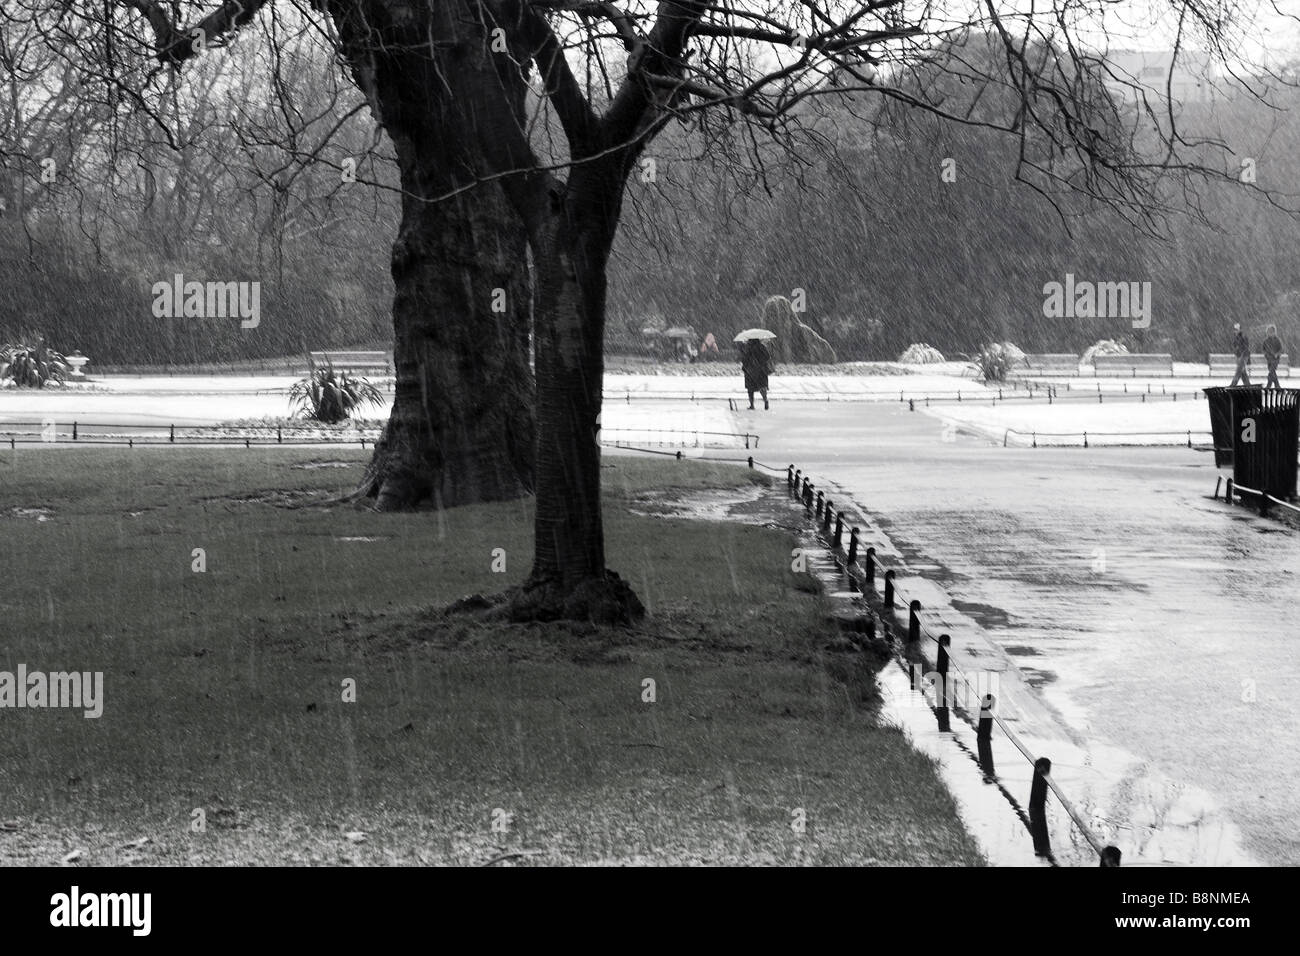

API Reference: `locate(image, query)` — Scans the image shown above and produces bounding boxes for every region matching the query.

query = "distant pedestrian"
[740,339,773,410]
[1263,324,1284,389]
[1230,323,1252,386]
[699,332,720,361]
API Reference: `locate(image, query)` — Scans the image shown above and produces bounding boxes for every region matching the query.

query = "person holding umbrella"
[735,328,776,410]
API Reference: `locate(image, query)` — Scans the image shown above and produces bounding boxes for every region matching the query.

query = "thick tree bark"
[357,180,534,510]
[507,165,643,624]
[327,0,537,510]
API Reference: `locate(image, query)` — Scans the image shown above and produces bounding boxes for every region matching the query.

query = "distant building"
[1105,50,1216,106]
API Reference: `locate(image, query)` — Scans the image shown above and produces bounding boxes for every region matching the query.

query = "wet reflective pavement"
[719,400,1292,865]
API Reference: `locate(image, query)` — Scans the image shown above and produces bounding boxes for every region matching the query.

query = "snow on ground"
[0,368,1278,448]
[601,400,751,450]
[923,395,1213,447]
[1018,371,1293,393]
[606,370,989,401]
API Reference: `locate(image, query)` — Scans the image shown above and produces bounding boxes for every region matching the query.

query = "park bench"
[1012,353,1080,376]
[1092,353,1174,376]
[306,350,392,377]
[1207,353,1290,378]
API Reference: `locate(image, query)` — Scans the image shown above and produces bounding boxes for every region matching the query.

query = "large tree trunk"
[507,172,643,624]
[329,0,537,510]
[357,178,534,510]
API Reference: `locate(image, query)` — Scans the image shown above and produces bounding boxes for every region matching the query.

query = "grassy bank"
[0,448,981,865]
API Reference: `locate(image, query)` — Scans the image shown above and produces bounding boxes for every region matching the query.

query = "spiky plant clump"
[971,341,1024,382]
[289,365,384,424]
[0,343,69,388]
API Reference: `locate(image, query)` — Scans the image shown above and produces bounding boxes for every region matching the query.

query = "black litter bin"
[1203,386,1300,500]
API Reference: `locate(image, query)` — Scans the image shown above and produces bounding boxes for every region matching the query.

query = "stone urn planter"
[65,353,89,379]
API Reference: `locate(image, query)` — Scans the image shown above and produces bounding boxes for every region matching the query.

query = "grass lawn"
[0,448,982,865]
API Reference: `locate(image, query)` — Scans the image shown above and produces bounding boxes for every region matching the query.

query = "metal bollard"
[1029,757,1052,857]
[977,694,995,776]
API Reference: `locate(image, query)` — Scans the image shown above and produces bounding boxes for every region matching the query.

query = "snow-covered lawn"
[606,370,990,401]
[2,367,1281,448]
[923,395,1214,446]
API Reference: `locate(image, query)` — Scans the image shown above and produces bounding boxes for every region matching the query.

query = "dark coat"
[740,341,773,391]
[1264,334,1284,362]
[1234,332,1250,361]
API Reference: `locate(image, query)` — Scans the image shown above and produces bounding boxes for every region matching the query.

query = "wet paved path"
[726,400,1297,865]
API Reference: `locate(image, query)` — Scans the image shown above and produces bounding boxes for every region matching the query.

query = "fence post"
[907,600,921,642]
[1226,478,1234,504]
[822,500,833,533]
[934,632,951,731]
[278,426,283,445]
[803,483,813,510]
[848,527,859,565]
[883,569,895,609]
[1029,757,1052,856]
[169,424,174,443]
[1100,846,1123,867]
[977,694,996,776]
[815,491,824,520]
[833,512,843,548]
[865,547,876,588]
[73,422,78,441]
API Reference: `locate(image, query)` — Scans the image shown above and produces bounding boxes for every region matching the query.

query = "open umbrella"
[734,328,777,343]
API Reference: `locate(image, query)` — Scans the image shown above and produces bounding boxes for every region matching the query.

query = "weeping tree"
[34,0,1294,622]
